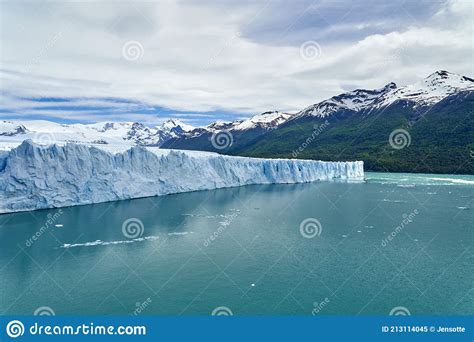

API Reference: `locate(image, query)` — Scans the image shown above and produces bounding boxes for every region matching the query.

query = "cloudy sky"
[0,0,472,126]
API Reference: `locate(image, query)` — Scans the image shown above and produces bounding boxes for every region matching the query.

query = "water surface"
[0,172,472,315]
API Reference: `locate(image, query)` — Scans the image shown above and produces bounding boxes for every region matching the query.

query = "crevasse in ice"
[0,140,364,213]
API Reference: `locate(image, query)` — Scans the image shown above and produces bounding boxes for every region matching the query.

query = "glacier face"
[0,140,364,213]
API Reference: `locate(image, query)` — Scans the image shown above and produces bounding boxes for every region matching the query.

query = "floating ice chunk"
[60,236,159,248]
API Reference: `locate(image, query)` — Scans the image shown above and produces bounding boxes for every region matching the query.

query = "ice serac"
[0,140,364,213]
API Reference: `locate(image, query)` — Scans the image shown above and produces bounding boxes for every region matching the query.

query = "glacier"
[0,140,364,214]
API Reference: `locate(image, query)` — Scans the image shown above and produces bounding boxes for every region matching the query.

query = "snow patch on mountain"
[181,111,294,140]
[298,71,473,118]
[161,119,194,134]
[206,120,244,132]
[298,83,397,117]
[377,70,474,108]
[0,119,195,148]
[233,111,293,130]
[0,121,28,136]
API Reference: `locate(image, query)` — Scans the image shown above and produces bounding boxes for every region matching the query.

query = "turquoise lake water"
[0,172,472,316]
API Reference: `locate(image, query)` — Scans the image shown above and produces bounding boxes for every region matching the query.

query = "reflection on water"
[0,174,472,315]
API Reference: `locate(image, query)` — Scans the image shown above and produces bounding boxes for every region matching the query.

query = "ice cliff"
[0,140,364,213]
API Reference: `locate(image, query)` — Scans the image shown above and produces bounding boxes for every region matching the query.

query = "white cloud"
[0,0,472,124]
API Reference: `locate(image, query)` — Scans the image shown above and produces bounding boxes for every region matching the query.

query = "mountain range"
[163,70,474,174]
[1,70,473,173]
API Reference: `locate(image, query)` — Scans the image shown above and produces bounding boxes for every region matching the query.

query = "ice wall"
[0,140,364,213]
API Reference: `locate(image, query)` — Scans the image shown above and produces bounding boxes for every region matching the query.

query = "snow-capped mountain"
[161,119,194,135]
[181,111,293,139]
[206,120,244,132]
[297,83,398,118]
[159,111,293,148]
[377,70,474,108]
[0,119,195,149]
[160,111,295,149]
[200,111,292,133]
[232,111,293,130]
[0,122,28,136]
[297,70,474,118]
[1,71,472,152]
